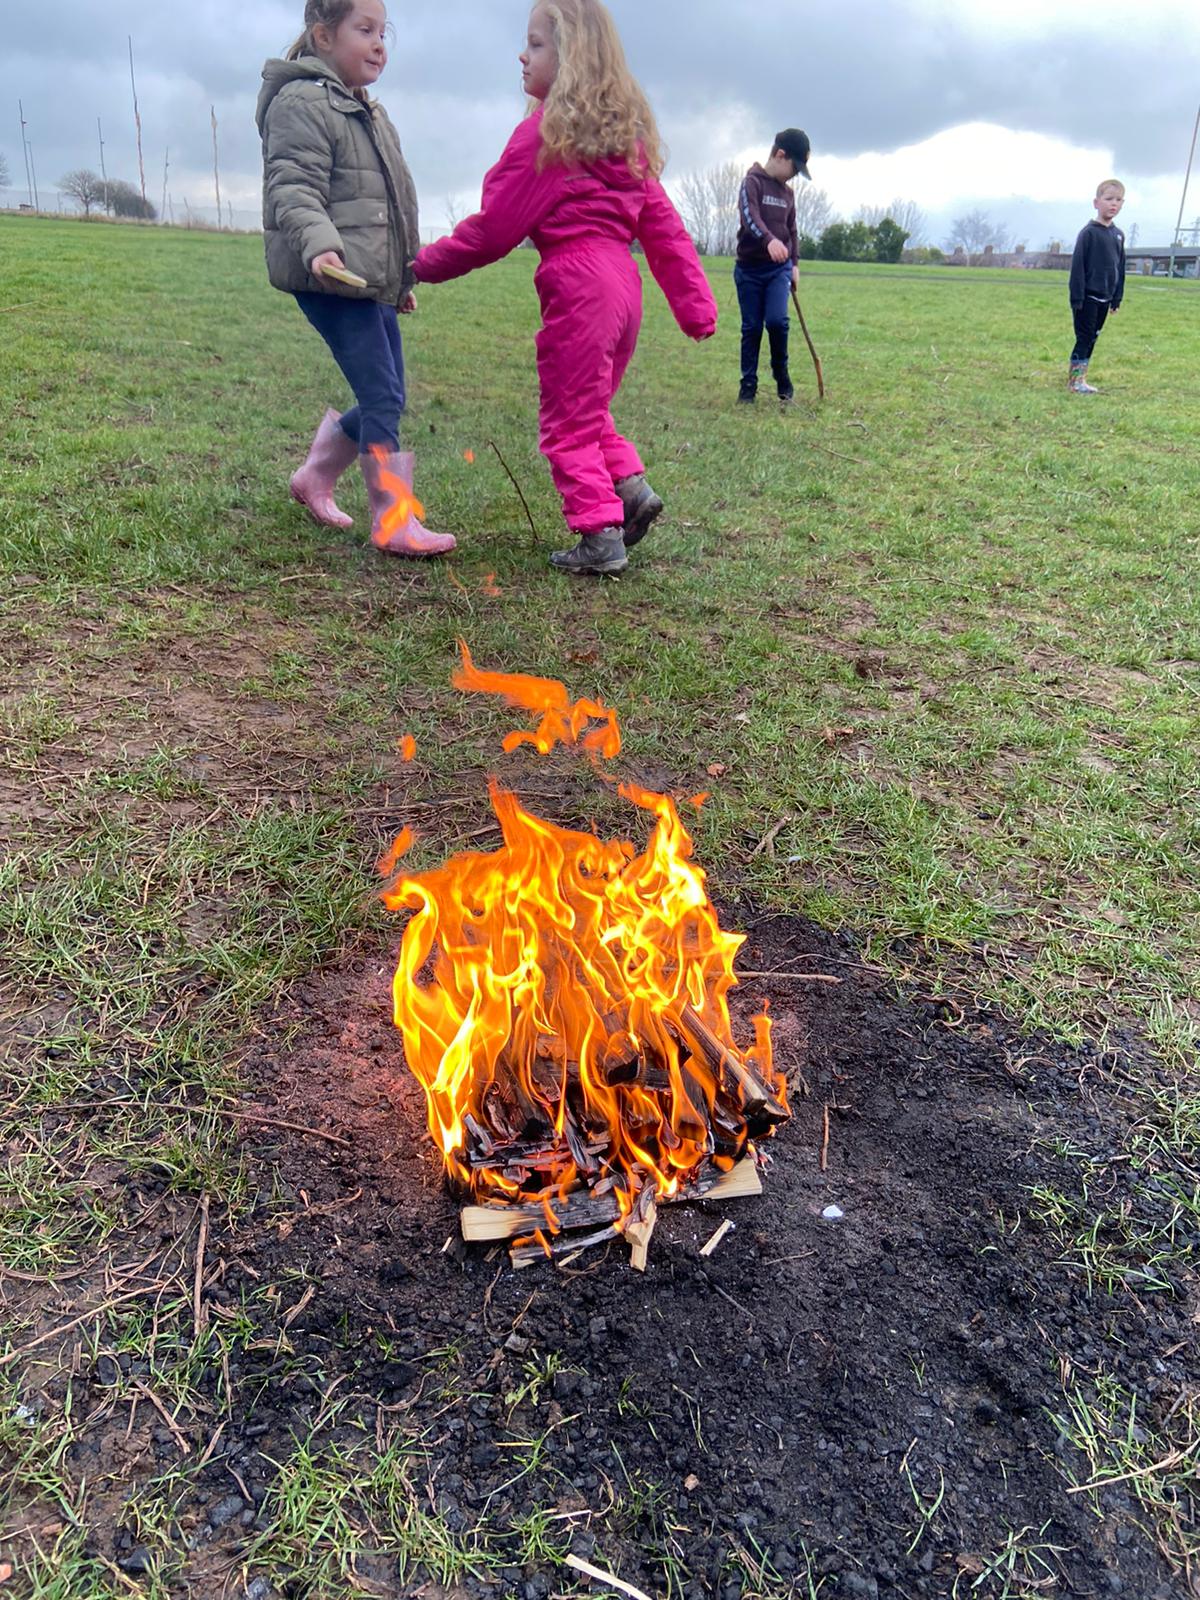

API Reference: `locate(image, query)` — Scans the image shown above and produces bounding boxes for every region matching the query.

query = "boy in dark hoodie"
[1068,179,1126,394]
[734,129,811,404]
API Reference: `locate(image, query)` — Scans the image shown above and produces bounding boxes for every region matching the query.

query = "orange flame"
[377,825,415,879]
[452,641,620,761]
[368,444,424,538]
[382,655,786,1222]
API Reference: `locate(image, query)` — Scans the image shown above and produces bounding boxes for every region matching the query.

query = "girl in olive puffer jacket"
[257,0,454,556]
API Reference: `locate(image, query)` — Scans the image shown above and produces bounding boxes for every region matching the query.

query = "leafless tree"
[59,168,106,216]
[444,193,470,230]
[856,197,927,246]
[706,160,743,256]
[944,208,1011,263]
[0,153,9,191]
[794,185,837,240]
[678,168,716,254]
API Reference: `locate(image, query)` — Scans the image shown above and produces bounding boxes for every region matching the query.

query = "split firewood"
[677,1005,788,1124]
[699,1219,733,1258]
[624,1186,658,1273]
[510,1224,619,1270]
[461,1189,623,1243]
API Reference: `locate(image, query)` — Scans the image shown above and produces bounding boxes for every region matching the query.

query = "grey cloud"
[1,1,1195,225]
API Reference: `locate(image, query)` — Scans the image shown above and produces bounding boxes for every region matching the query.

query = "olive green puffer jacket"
[256,55,419,304]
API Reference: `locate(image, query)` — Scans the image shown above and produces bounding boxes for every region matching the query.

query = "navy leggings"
[294,293,405,452]
[1071,298,1110,364]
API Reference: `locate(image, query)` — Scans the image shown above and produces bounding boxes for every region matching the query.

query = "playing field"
[2,216,1197,1597]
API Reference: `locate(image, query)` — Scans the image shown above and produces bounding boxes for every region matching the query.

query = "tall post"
[128,35,147,205]
[18,100,32,207]
[97,117,109,212]
[211,106,222,230]
[1170,100,1200,282]
[161,147,170,226]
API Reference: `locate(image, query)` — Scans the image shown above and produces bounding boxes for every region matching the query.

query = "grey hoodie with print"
[256,55,419,303]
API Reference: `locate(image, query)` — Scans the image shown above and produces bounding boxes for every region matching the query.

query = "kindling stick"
[790,283,825,401]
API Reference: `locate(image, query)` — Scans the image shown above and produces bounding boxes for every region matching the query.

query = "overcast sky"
[3,0,1198,246]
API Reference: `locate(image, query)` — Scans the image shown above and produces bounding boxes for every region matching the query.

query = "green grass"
[2,213,1199,1595]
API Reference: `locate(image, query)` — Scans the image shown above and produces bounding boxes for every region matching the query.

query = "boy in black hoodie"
[1068,180,1126,394]
[734,129,811,403]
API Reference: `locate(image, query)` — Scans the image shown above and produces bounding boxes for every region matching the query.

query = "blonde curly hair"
[535,0,664,178]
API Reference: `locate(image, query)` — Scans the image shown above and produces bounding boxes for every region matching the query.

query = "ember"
[381,649,790,1267]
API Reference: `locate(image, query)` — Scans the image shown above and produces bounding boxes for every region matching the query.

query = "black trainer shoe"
[549,527,629,576]
[615,473,664,548]
[737,387,757,405]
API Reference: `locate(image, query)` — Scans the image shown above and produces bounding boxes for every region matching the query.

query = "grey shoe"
[614,473,664,548]
[549,527,629,576]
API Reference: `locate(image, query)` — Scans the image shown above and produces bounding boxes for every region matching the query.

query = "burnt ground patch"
[40,914,1195,1599]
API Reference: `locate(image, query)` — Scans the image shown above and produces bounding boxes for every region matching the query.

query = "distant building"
[940,243,1072,270]
[1125,244,1200,279]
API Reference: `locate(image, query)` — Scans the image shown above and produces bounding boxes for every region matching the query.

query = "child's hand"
[310,250,348,280]
[768,238,790,264]
[399,291,418,315]
[1109,305,1119,316]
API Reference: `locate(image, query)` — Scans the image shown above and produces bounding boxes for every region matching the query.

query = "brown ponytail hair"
[285,0,358,60]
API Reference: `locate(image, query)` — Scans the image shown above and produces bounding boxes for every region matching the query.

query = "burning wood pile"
[380,648,790,1270]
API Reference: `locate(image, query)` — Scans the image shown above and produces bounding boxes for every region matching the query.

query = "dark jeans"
[734,262,793,394]
[1071,298,1110,363]
[294,293,405,452]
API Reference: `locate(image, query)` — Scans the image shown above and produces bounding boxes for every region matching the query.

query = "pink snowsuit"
[412,110,717,533]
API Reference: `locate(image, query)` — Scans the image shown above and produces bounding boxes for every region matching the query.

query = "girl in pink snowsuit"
[411,0,717,577]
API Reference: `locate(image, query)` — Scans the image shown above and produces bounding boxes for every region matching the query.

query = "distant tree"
[107,179,157,221]
[944,208,1011,263]
[856,198,927,246]
[872,218,909,263]
[705,160,743,256]
[444,193,469,230]
[0,152,9,190]
[59,168,106,217]
[797,233,819,260]
[905,245,945,265]
[794,184,837,240]
[818,220,875,262]
[678,168,716,254]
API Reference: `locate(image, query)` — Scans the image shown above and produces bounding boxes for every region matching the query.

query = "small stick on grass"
[192,1194,210,1340]
[487,439,539,548]
[565,1554,653,1600]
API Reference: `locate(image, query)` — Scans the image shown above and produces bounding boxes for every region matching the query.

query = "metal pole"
[129,36,147,205]
[1170,100,1200,281]
[18,100,32,206]
[211,106,222,230]
[97,117,109,212]
[161,147,169,225]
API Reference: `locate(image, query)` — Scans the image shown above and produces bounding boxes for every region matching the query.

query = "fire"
[381,653,788,1243]
[368,444,424,538]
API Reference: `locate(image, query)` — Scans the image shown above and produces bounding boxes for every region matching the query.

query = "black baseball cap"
[774,128,811,180]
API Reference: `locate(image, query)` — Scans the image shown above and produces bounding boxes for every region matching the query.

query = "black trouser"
[1071,298,1110,363]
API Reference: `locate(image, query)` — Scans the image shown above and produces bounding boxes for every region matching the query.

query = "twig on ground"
[0,1284,180,1368]
[735,970,842,985]
[565,1553,653,1600]
[751,813,794,858]
[132,1380,191,1455]
[487,439,539,548]
[192,1194,210,1340]
[821,1105,831,1172]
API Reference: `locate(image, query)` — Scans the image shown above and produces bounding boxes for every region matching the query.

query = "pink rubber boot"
[290,409,358,529]
[362,448,457,557]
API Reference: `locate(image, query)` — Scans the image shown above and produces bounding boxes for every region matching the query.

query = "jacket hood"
[256,55,360,133]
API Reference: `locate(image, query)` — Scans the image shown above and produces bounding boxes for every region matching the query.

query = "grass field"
[1,215,1198,1597]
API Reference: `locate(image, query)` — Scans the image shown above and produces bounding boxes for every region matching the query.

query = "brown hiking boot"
[549,527,629,576]
[614,473,664,548]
